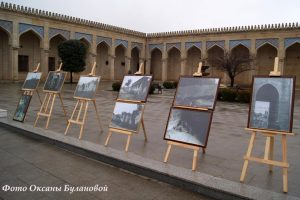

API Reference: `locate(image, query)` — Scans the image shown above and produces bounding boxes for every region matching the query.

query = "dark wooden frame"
[109,101,145,133]
[73,75,101,100]
[117,75,153,103]
[13,94,32,122]
[173,76,221,111]
[247,75,296,133]
[22,72,42,91]
[163,107,214,148]
[43,71,67,93]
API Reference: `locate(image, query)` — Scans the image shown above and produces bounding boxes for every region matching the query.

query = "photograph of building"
[22,72,42,90]
[118,75,152,101]
[74,76,100,99]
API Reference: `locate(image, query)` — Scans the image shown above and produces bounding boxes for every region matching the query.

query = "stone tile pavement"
[0,127,211,200]
[0,81,299,197]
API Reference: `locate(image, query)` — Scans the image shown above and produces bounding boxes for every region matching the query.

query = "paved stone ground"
[0,127,212,200]
[0,81,299,197]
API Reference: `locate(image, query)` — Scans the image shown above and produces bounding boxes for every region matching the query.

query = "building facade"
[0,2,299,87]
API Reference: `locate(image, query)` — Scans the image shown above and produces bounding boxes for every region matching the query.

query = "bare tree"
[208,51,254,87]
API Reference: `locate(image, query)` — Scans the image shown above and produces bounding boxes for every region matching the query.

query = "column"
[125,43,131,74]
[249,38,257,78]
[11,20,19,80]
[41,23,49,78]
[278,37,285,73]
[89,34,97,73]
[180,45,187,76]
[109,39,115,80]
[162,43,167,81]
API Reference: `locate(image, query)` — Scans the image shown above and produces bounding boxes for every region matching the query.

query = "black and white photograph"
[248,76,295,132]
[74,76,101,99]
[118,75,152,102]
[164,108,213,147]
[174,77,220,110]
[110,102,144,132]
[13,94,32,122]
[43,71,67,92]
[22,72,42,90]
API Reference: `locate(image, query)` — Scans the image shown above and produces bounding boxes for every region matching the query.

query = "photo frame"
[13,94,32,122]
[174,76,220,110]
[43,71,67,92]
[118,75,152,102]
[22,72,42,90]
[247,76,296,132]
[164,107,213,147]
[74,76,101,99]
[109,102,144,132]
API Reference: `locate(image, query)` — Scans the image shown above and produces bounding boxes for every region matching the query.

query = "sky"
[3,0,300,33]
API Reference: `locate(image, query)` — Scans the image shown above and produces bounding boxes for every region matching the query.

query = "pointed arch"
[285,42,300,87]
[96,41,110,79]
[0,27,10,80]
[150,48,162,81]
[167,47,181,80]
[256,43,277,75]
[186,46,201,75]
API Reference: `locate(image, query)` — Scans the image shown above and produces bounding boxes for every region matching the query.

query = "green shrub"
[163,81,177,89]
[236,91,251,103]
[218,88,237,102]
[112,82,121,91]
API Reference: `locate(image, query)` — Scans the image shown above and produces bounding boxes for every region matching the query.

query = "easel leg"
[164,144,172,163]
[92,100,103,133]
[79,101,89,139]
[36,90,42,105]
[65,100,79,135]
[58,94,68,124]
[240,131,256,182]
[269,136,274,172]
[34,93,49,127]
[141,118,147,141]
[282,135,288,193]
[202,148,206,154]
[104,130,112,146]
[125,134,132,152]
[192,149,199,171]
[45,94,56,129]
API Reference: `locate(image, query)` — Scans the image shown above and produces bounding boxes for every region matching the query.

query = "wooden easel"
[104,62,148,152]
[22,63,42,104]
[163,62,208,171]
[64,62,103,139]
[34,63,68,129]
[240,57,294,193]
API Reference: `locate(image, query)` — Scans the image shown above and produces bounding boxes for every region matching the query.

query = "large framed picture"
[22,72,42,90]
[248,76,296,132]
[118,75,152,102]
[43,71,67,92]
[109,102,144,132]
[74,76,101,99]
[164,107,213,147]
[13,94,32,122]
[174,76,220,110]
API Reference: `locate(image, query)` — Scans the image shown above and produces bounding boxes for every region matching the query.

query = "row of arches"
[0,27,300,86]
[0,27,142,81]
[150,43,300,86]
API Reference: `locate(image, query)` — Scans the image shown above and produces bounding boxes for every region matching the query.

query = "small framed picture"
[248,76,296,132]
[43,71,67,92]
[13,94,32,122]
[109,102,144,132]
[174,76,220,110]
[118,75,152,102]
[164,107,213,147]
[22,72,42,90]
[74,76,101,99]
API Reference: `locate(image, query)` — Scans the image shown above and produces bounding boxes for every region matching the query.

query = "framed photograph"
[118,75,152,102]
[174,76,220,110]
[74,76,101,99]
[164,107,213,147]
[109,102,144,132]
[22,72,42,90]
[248,76,296,132]
[43,71,67,92]
[13,94,32,122]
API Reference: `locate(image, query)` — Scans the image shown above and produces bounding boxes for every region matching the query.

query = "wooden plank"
[282,135,288,193]
[244,128,294,136]
[173,105,208,111]
[243,156,289,168]
[167,141,200,150]
[192,149,198,171]
[269,136,274,172]
[109,128,133,135]
[264,137,271,160]
[163,144,172,163]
